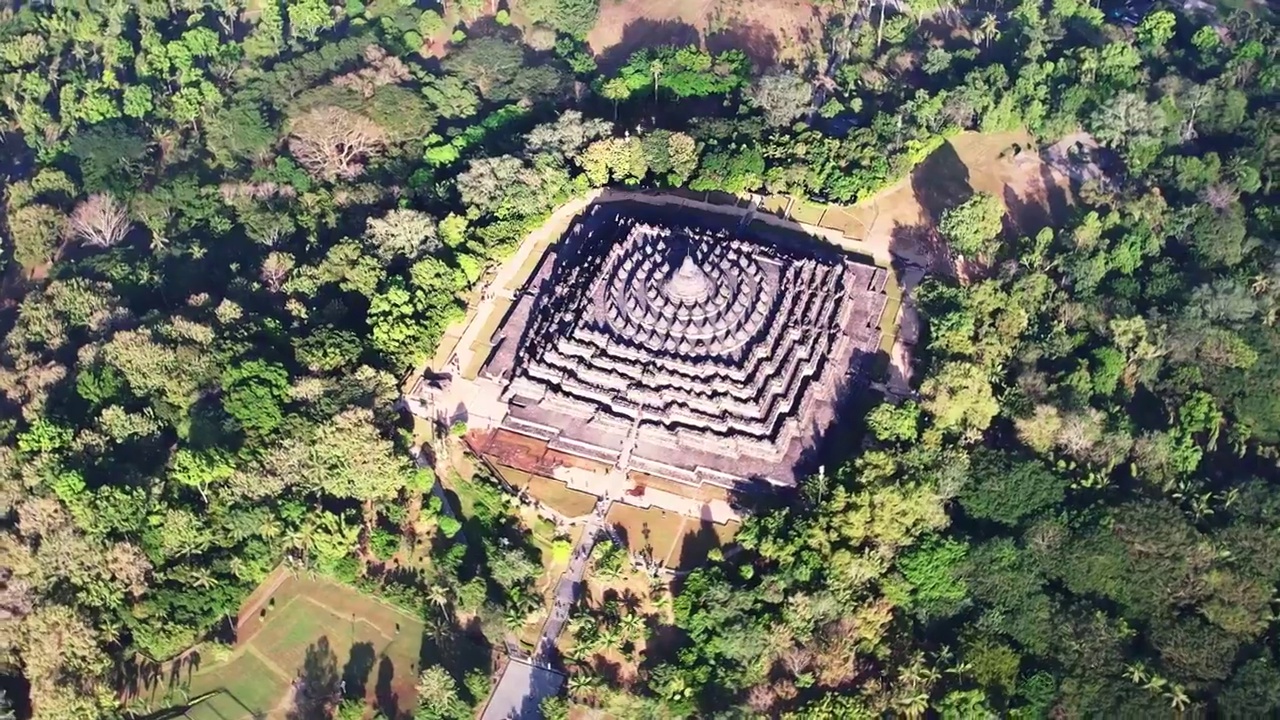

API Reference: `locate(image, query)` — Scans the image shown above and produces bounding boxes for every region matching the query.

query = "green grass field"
[156,575,426,720]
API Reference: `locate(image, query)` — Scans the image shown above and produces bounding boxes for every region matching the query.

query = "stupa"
[476,202,888,493]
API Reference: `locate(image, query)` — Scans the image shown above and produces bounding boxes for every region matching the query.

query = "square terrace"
[478,201,888,492]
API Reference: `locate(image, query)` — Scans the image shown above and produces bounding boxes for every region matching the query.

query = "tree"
[975,14,1000,48]
[938,193,1004,257]
[8,204,64,269]
[1090,92,1167,167]
[221,360,292,438]
[752,70,813,126]
[414,666,468,720]
[67,193,132,249]
[422,75,481,120]
[959,449,1067,526]
[524,0,600,39]
[261,251,296,292]
[204,102,277,169]
[920,361,999,438]
[442,38,553,102]
[892,535,970,619]
[525,111,613,163]
[866,401,922,443]
[287,106,388,181]
[262,407,412,502]
[1135,10,1177,51]
[363,209,440,261]
[287,0,336,43]
[600,77,632,119]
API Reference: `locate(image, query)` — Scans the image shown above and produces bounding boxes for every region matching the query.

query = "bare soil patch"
[837,129,1075,272]
[587,0,826,70]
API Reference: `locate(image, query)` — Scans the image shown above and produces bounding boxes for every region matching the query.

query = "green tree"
[751,70,812,126]
[1135,10,1177,51]
[524,0,600,39]
[221,360,292,437]
[959,449,1067,526]
[939,193,1005,257]
[891,535,970,619]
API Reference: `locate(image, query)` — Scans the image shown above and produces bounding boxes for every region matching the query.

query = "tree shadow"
[341,642,377,702]
[591,655,624,686]
[999,159,1073,239]
[417,615,494,703]
[595,19,702,73]
[609,521,631,552]
[888,221,947,275]
[706,22,782,71]
[909,139,973,230]
[673,517,722,572]
[287,637,340,720]
[374,655,398,720]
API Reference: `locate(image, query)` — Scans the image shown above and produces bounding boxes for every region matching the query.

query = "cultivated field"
[139,574,426,720]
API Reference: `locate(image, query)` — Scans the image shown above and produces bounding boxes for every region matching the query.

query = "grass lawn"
[184,651,282,720]
[525,474,597,517]
[666,519,742,571]
[155,575,426,720]
[605,504,687,566]
[605,504,741,571]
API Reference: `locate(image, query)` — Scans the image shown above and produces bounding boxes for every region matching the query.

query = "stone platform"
[476,201,887,493]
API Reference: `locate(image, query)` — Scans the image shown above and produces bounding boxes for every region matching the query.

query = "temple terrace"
[443,200,890,499]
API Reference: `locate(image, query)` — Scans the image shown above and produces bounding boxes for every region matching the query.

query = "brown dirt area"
[587,0,827,70]
[814,130,1075,272]
[605,503,739,569]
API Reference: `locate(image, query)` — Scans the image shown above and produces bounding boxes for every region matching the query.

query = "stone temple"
[475,202,888,494]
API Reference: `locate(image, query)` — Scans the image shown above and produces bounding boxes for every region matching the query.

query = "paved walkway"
[479,500,608,719]
[535,498,608,663]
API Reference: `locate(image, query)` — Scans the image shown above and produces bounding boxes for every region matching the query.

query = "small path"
[533,499,610,664]
[411,444,468,547]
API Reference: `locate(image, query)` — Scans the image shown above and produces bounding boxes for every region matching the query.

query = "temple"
[462,201,889,497]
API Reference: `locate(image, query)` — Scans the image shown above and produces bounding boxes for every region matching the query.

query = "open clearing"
[818,130,1076,270]
[587,0,826,69]
[752,130,1078,272]
[605,503,740,570]
[137,574,425,720]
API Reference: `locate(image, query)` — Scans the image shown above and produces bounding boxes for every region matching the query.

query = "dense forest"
[0,0,1276,718]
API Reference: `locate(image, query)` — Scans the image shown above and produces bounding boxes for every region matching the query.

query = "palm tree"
[893,691,930,719]
[503,606,528,632]
[1124,661,1150,684]
[186,567,219,590]
[619,613,646,642]
[427,584,451,619]
[567,672,602,703]
[1143,674,1169,693]
[649,60,664,102]
[977,14,1000,48]
[599,626,624,652]
[601,78,630,121]
[564,643,591,665]
[1166,684,1191,711]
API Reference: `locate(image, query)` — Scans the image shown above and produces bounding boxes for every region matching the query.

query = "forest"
[0,0,1277,718]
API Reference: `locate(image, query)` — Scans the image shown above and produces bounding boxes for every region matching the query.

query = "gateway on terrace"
[475,202,887,493]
